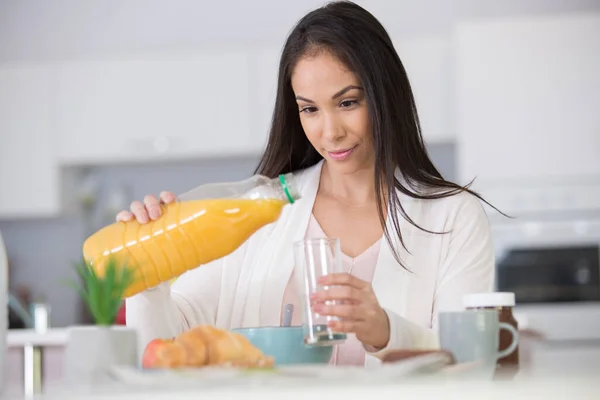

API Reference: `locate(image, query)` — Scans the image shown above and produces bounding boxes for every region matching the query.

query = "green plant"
[69,256,137,326]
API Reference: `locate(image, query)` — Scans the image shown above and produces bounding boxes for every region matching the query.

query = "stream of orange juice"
[83,198,287,297]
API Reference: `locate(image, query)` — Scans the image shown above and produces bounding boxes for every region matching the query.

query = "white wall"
[1,0,598,62]
[3,0,598,162]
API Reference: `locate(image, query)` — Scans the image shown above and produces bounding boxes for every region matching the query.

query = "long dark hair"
[254,1,500,266]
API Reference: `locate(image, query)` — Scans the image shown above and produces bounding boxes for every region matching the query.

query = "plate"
[109,353,453,387]
[109,365,250,387]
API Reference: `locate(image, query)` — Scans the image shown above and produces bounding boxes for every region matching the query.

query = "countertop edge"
[7,328,68,347]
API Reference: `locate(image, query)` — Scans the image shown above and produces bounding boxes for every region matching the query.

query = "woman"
[122,1,495,367]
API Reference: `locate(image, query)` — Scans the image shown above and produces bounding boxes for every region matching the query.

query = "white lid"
[463,292,515,308]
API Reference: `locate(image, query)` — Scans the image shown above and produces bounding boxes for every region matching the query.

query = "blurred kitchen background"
[0,0,599,340]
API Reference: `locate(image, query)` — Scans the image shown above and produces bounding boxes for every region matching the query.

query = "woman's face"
[291,50,374,174]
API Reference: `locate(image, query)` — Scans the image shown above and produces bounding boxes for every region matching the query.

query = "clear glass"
[294,238,347,346]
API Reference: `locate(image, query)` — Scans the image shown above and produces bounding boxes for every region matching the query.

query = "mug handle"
[496,322,519,359]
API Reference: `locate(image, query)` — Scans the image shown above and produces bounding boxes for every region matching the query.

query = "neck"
[319,161,378,206]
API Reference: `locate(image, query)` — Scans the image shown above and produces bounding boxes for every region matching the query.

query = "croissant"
[142,325,274,369]
[174,328,208,367]
[191,325,273,368]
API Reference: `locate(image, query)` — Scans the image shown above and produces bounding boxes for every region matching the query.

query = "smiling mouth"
[327,145,357,161]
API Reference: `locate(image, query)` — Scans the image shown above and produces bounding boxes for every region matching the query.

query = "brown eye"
[300,106,318,114]
[340,100,357,108]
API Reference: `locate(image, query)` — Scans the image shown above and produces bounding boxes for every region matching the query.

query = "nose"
[322,112,346,143]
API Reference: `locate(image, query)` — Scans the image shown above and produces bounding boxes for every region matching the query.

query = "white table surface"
[3,339,599,400]
[17,373,600,400]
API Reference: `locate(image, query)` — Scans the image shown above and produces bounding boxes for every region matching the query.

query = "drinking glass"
[293,238,347,346]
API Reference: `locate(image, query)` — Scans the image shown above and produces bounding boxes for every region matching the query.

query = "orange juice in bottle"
[82,174,299,297]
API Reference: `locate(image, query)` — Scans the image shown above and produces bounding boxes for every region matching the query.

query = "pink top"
[281,214,382,366]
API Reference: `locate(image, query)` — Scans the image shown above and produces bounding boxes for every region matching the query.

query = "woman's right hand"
[116,191,178,223]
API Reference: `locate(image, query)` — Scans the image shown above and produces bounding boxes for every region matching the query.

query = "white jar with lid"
[0,230,7,395]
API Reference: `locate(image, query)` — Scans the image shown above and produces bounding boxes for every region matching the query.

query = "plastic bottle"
[83,173,300,298]
[0,230,8,395]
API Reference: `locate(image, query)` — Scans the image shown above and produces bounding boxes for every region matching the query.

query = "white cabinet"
[455,13,600,187]
[0,65,60,219]
[55,52,252,164]
[247,47,281,153]
[394,36,454,144]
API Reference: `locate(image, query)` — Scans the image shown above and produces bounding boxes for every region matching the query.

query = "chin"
[325,158,373,175]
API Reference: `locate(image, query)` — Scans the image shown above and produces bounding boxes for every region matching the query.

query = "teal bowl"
[232,326,333,366]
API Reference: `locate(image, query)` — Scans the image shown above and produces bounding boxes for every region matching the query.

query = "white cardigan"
[126,160,494,367]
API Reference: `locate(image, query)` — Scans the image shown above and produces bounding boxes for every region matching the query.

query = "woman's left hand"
[311,273,390,350]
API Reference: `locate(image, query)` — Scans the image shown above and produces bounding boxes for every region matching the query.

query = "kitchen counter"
[29,378,600,400]
[3,339,599,400]
[9,372,600,400]
[6,328,68,347]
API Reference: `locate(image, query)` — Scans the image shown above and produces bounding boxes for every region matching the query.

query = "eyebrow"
[295,85,363,104]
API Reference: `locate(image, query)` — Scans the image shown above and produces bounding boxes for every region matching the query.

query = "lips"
[328,146,356,161]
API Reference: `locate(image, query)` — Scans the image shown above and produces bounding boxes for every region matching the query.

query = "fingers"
[159,191,177,204]
[115,190,176,224]
[116,210,133,222]
[327,320,360,333]
[311,274,390,349]
[313,303,365,320]
[318,273,369,289]
[311,286,363,303]
[130,200,150,224]
[144,194,162,220]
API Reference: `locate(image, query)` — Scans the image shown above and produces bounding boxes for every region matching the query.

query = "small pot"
[63,325,137,385]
